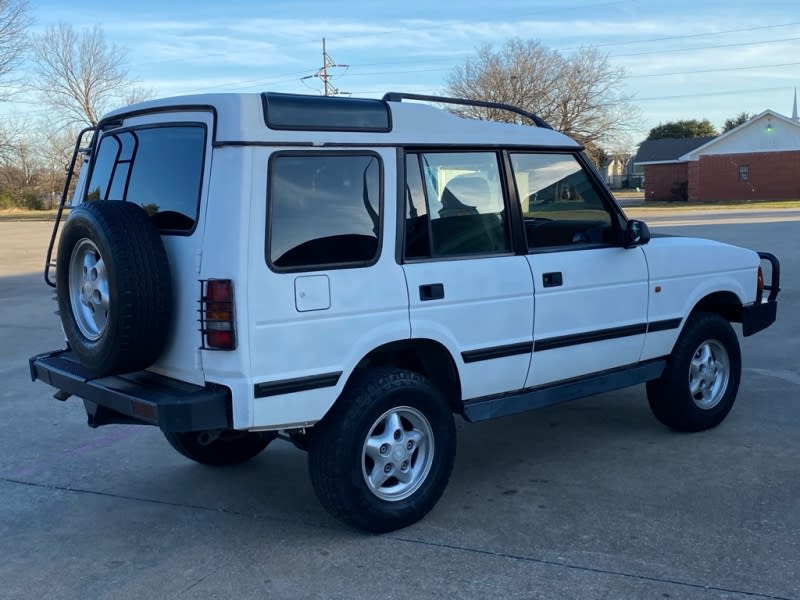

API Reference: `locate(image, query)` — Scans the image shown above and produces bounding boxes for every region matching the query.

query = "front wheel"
[647,312,741,432]
[308,368,456,533]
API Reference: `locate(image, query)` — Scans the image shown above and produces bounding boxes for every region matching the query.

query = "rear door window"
[85,125,207,233]
[403,151,510,258]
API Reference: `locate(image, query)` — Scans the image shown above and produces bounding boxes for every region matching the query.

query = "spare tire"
[56,201,172,377]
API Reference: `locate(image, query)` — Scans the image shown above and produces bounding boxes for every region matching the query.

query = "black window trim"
[92,132,123,202]
[84,121,209,237]
[101,130,140,203]
[398,147,517,263]
[506,148,627,254]
[265,149,385,274]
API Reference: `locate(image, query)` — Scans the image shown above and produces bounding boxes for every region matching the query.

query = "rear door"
[82,111,214,385]
[508,152,649,388]
[401,150,534,400]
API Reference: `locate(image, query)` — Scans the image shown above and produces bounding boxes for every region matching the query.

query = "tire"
[164,430,276,466]
[646,312,741,432]
[56,201,172,377]
[308,368,456,533]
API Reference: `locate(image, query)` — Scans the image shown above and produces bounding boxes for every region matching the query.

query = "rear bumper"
[29,349,232,432]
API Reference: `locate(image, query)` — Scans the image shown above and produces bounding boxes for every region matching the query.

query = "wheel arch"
[347,339,463,413]
[689,290,744,324]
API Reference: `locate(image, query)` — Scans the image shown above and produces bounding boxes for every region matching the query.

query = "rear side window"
[268,153,382,271]
[85,125,206,233]
[404,151,510,258]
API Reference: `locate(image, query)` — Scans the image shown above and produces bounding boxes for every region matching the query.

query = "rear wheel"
[308,368,456,533]
[164,430,276,466]
[647,312,741,432]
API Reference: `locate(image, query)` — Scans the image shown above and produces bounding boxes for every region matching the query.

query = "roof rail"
[382,92,552,129]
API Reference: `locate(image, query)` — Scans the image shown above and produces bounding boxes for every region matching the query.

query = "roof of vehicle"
[103,92,582,149]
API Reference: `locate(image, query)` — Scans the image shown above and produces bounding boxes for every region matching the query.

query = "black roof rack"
[382,92,552,129]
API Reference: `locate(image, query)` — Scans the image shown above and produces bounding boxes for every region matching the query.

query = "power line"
[124,19,800,76]
[612,34,800,58]
[586,20,800,50]
[627,61,800,79]
[635,85,791,102]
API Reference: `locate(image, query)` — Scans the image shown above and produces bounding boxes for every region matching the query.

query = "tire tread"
[647,311,741,432]
[308,368,456,533]
[56,201,172,376]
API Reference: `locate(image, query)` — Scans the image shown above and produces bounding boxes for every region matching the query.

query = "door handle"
[419,283,445,301]
[542,272,563,287]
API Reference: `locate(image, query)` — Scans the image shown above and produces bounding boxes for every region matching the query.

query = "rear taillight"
[200,279,236,350]
[756,266,765,302]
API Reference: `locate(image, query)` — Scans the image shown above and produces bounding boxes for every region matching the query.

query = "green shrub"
[671,181,688,201]
[0,192,13,209]
[23,193,45,210]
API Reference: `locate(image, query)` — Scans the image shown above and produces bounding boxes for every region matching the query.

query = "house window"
[739,165,749,182]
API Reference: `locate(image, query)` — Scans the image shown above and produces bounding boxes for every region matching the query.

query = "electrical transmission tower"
[301,38,349,96]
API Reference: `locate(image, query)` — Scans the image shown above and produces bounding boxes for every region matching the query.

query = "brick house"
[635,105,800,202]
[633,137,714,201]
[681,110,800,201]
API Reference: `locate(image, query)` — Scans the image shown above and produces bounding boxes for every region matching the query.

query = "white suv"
[30,92,780,532]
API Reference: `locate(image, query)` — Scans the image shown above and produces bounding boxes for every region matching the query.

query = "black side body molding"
[254,372,342,398]
[462,319,682,364]
[647,318,683,333]
[534,324,648,352]
[462,359,666,422]
[462,342,533,364]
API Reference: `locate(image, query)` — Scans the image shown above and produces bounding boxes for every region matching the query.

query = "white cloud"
[11,3,800,141]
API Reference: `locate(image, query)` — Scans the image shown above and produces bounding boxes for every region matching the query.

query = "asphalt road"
[1,212,798,600]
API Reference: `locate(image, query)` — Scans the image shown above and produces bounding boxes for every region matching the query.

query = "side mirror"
[625,219,650,248]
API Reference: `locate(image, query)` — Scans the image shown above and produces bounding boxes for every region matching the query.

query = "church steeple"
[793,87,798,121]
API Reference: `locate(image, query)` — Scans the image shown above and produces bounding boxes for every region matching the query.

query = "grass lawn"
[0,209,59,222]
[615,198,800,210]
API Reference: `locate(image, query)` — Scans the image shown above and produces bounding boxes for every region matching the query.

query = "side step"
[462,359,666,422]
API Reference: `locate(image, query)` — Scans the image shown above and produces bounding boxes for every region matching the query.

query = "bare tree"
[0,116,52,206]
[0,0,30,98]
[446,39,638,151]
[32,23,145,126]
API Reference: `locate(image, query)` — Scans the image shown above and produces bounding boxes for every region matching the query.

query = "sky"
[8,0,800,149]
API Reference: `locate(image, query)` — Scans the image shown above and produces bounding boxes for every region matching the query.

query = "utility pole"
[301,38,349,96]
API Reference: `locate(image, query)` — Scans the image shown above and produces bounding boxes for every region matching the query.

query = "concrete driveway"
[1,212,798,600]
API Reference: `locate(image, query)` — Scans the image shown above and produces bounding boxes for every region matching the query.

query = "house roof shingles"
[634,137,716,164]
